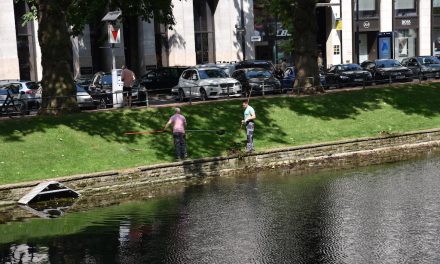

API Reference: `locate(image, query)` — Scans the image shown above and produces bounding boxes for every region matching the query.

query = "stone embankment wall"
[1,128,440,205]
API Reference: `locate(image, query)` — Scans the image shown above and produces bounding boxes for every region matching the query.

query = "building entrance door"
[359,32,378,63]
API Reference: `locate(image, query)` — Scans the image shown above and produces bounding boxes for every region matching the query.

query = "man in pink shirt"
[121,65,135,107]
[164,108,187,160]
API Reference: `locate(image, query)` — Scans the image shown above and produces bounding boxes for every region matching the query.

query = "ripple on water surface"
[1,156,440,263]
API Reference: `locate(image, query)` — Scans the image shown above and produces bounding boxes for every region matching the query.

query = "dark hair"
[242,100,248,104]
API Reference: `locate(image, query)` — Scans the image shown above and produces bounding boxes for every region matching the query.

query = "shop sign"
[251,36,262,42]
[401,19,411,26]
[395,18,418,29]
[335,20,342,31]
[363,21,370,29]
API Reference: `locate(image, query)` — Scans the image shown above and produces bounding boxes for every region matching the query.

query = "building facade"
[324,0,439,67]
[0,0,255,80]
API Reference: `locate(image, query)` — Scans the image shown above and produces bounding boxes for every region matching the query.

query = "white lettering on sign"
[401,20,411,26]
[363,21,370,29]
[276,30,291,37]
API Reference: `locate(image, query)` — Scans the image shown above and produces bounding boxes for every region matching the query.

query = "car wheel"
[178,89,185,102]
[200,88,208,101]
[97,98,107,109]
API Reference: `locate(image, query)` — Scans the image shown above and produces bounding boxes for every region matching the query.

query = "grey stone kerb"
[1,128,440,205]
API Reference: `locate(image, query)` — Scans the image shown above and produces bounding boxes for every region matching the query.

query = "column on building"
[216,0,254,62]
[380,0,393,32]
[72,25,93,79]
[433,1,440,56]
[32,21,42,81]
[0,1,22,79]
[325,0,343,67]
[418,0,431,56]
[393,0,419,61]
[341,0,353,63]
[168,0,196,66]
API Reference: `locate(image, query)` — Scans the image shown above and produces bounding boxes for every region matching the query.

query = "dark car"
[87,72,146,108]
[235,60,275,72]
[323,64,373,88]
[281,67,296,90]
[401,56,440,79]
[361,59,413,83]
[281,66,327,91]
[232,68,281,95]
[139,67,188,93]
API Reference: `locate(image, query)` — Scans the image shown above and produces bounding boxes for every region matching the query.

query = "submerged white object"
[18,181,80,205]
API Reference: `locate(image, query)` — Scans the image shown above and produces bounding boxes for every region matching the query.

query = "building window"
[434,29,440,56]
[193,0,216,64]
[434,0,440,15]
[394,29,417,61]
[333,45,340,55]
[355,0,379,18]
[394,0,417,17]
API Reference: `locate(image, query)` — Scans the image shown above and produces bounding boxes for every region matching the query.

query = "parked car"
[214,62,237,76]
[0,80,41,109]
[139,67,188,93]
[281,67,296,89]
[232,68,281,95]
[172,67,242,101]
[75,77,92,90]
[361,59,413,83]
[323,64,373,88]
[0,84,26,114]
[401,56,440,79]
[235,60,275,72]
[87,71,146,108]
[281,66,327,91]
[76,84,95,109]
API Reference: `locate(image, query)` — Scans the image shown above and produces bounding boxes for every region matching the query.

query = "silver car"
[173,67,242,101]
[76,84,95,109]
[0,80,41,109]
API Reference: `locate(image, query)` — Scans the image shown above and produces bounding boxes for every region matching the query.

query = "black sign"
[394,18,419,29]
[359,19,379,32]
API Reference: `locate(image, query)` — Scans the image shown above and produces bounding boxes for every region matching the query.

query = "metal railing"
[2,74,439,117]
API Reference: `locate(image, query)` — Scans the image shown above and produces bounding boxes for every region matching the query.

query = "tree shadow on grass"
[0,84,439,162]
[263,84,440,120]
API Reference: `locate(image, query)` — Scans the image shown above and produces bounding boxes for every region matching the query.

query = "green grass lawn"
[1,83,440,185]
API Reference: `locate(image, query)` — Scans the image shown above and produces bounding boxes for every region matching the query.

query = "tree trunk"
[293,0,322,93]
[37,0,78,115]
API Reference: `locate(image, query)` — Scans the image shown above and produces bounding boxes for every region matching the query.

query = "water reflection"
[1,156,440,263]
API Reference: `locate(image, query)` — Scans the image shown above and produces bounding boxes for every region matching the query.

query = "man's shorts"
[123,86,132,95]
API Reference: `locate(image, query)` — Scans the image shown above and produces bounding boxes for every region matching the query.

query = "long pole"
[111,43,116,70]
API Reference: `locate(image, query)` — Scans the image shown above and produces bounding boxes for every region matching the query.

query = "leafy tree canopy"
[21,0,177,36]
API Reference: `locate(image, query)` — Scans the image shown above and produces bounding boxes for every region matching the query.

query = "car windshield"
[341,64,362,71]
[76,85,88,93]
[102,75,112,84]
[198,69,228,79]
[376,60,402,68]
[417,56,440,65]
[246,70,272,78]
[25,82,40,90]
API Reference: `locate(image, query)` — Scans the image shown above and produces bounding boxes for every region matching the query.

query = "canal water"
[1,155,440,263]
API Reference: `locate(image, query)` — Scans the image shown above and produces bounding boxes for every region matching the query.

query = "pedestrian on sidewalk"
[164,108,187,160]
[121,65,136,107]
[241,100,256,153]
